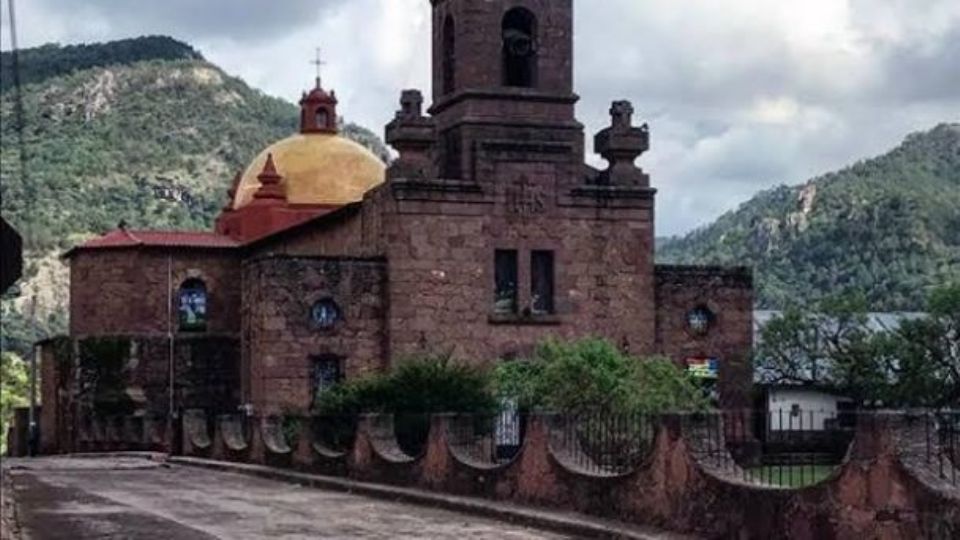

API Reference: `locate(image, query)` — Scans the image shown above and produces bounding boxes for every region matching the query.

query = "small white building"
[753,310,925,433]
[763,385,854,431]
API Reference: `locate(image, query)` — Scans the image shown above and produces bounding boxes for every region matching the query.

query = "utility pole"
[28,295,38,456]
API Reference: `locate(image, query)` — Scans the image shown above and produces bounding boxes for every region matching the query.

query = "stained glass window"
[312,356,343,402]
[686,306,714,336]
[311,298,342,330]
[178,279,207,332]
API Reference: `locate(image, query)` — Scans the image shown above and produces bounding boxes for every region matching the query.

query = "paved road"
[4,457,569,539]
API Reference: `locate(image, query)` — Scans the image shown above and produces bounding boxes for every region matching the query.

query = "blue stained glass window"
[686,306,714,336]
[311,298,342,330]
[178,279,207,332]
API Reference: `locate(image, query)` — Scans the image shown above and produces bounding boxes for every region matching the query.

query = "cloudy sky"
[2,0,958,236]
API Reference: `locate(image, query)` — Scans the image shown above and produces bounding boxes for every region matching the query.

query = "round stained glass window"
[686,306,714,336]
[311,299,342,330]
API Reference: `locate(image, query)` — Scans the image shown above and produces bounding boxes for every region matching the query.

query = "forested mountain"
[658,124,960,311]
[0,36,389,359]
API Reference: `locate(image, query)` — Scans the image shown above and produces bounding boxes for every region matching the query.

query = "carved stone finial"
[611,100,634,129]
[592,100,650,187]
[399,90,424,119]
[253,153,286,201]
[258,154,281,185]
[385,88,436,181]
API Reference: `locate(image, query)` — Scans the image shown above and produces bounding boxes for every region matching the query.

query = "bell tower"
[427,0,582,182]
[430,0,574,101]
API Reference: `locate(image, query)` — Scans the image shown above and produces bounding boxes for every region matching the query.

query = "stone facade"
[242,255,387,412]
[655,265,755,408]
[69,248,240,337]
[46,0,755,430]
[35,335,240,454]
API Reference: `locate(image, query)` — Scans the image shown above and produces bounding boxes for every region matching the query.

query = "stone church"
[41,0,752,448]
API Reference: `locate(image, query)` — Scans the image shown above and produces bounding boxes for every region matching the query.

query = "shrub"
[314,354,497,456]
[314,353,497,416]
[495,338,709,415]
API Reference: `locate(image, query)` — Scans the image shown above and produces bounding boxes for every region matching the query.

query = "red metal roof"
[74,229,240,251]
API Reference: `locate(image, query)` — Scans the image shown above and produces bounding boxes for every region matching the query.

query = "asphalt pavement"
[4,456,569,539]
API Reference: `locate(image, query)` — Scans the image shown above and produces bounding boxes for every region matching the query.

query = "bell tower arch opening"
[502,7,538,88]
[423,0,581,185]
[442,15,456,95]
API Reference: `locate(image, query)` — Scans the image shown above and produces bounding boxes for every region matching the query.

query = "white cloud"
[2,0,958,236]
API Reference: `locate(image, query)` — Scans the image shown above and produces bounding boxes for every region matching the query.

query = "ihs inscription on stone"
[505,175,546,220]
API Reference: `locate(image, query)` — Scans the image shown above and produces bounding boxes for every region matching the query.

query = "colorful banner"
[686,357,719,379]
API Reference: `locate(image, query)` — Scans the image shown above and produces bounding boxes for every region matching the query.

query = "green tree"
[756,285,960,408]
[1,351,30,454]
[875,284,960,408]
[495,338,708,415]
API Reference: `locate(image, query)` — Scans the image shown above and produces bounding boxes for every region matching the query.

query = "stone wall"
[242,256,388,414]
[379,188,657,365]
[655,265,754,409]
[69,248,241,337]
[169,411,960,539]
[35,335,240,454]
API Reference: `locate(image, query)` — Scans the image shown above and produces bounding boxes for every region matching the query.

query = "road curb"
[169,456,693,540]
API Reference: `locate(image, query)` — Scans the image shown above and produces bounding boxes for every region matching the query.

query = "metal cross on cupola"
[310,47,326,89]
[299,46,338,134]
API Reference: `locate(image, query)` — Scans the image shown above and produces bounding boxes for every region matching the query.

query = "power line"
[6,0,32,222]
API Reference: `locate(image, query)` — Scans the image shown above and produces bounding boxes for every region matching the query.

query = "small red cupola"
[300,77,338,134]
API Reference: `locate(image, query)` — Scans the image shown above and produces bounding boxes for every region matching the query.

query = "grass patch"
[745,465,836,487]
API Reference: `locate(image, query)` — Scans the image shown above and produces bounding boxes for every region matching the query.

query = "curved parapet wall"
[447,414,524,471]
[184,410,212,450]
[91,417,107,442]
[143,415,166,447]
[123,416,144,445]
[895,412,960,493]
[261,416,292,455]
[105,416,123,443]
[311,416,355,459]
[312,440,346,459]
[77,417,93,443]
[680,413,748,478]
[219,415,249,452]
[364,414,418,463]
[173,411,960,537]
[546,414,654,478]
[681,412,854,489]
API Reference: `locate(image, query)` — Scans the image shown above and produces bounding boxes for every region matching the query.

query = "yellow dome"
[233,133,385,209]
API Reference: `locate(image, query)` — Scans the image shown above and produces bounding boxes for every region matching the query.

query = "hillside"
[658,124,960,311]
[0,36,389,357]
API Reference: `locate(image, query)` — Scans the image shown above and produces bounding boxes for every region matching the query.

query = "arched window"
[502,8,538,88]
[442,15,456,95]
[178,279,207,332]
[315,108,330,130]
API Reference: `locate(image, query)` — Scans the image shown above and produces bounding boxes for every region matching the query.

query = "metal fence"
[684,409,855,488]
[66,407,959,488]
[447,412,526,465]
[548,412,658,476]
[913,411,959,486]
